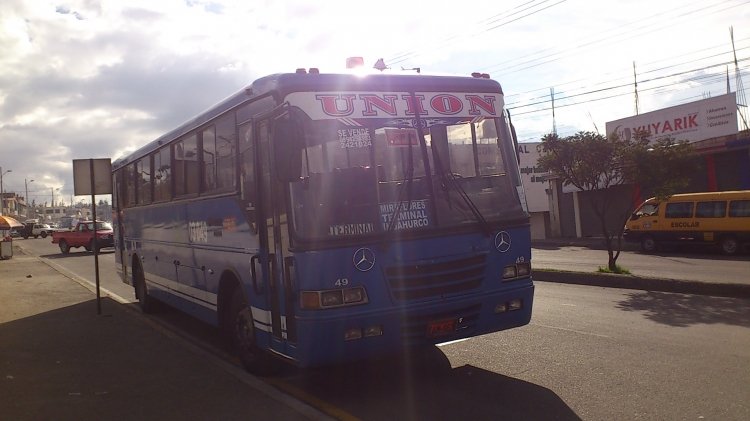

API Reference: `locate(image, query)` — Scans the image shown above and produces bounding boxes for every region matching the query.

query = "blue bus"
[112,69,534,373]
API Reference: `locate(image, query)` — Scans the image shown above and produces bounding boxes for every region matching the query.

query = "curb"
[532,269,750,299]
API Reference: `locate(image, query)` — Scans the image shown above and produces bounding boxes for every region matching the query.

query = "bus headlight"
[502,262,531,280]
[300,286,368,310]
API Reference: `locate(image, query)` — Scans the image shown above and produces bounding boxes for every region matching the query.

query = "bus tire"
[640,235,657,253]
[59,240,70,254]
[229,287,277,376]
[719,236,739,256]
[133,260,156,314]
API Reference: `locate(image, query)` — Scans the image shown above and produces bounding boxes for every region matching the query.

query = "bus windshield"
[289,116,525,243]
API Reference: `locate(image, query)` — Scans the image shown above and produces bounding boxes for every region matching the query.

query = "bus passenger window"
[665,202,693,218]
[729,200,750,217]
[695,201,726,218]
[202,126,217,191]
[154,147,172,201]
[239,122,256,206]
[136,157,152,205]
[216,113,236,190]
[125,163,137,207]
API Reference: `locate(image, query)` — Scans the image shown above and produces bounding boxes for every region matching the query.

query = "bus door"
[112,170,128,281]
[253,112,297,355]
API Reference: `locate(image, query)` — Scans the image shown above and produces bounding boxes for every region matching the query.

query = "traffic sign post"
[73,158,112,315]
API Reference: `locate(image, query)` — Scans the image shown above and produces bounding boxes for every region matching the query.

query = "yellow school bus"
[623,190,750,255]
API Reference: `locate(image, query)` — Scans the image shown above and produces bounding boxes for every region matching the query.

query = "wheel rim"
[722,239,738,254]
[642,237,655,251]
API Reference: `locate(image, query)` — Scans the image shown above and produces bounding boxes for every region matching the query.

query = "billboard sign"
[605,93,737,144]
[518,142,550,212]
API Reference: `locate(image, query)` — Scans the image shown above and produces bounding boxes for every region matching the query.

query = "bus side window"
[665,202,693,218]
[729,200,750,217]
[216,113,237,190]
[239,122,257,232]
[695,201,726,218]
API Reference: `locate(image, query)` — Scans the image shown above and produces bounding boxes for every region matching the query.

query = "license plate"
[427,319,456,338]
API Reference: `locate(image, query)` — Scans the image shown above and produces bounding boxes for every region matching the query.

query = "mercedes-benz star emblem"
[494,231,512,253]
[353,247,376,272]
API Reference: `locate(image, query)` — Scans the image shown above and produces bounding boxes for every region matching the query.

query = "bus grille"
[401,303,482,343]
[385,254,487,301]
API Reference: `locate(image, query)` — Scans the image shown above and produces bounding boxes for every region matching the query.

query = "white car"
[31,223,53,239]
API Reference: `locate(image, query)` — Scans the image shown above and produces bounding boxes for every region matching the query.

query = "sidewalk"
[531,237,750,299]
[0,246,331,421]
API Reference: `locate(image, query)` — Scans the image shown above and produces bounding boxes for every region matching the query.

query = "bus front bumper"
[290,281,534,367]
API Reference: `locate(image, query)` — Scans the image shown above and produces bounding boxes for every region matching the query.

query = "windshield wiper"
[385,133,416,234]
[430,126,492,236]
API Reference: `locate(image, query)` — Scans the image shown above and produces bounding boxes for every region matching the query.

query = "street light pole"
[25,178,34,218]
[0,166,12,215]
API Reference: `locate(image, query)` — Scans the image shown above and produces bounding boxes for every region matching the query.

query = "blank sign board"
[73,158,112,195]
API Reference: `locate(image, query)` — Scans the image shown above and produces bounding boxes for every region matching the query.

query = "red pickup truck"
[51,221,114,254]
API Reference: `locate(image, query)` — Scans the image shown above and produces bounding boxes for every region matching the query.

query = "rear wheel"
[719,236,739,256]
[59,240,70,254]
[228,287,278,376]
[640,235,657,253]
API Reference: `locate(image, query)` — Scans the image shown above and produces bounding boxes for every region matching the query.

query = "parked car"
[23,223,55,239]
[51,220,114,254]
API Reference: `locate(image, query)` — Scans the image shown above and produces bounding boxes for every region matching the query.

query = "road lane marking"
[533,323,611,338]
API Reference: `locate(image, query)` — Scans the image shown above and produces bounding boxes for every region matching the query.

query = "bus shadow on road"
[281,348,580,420]
[616,291,750,328]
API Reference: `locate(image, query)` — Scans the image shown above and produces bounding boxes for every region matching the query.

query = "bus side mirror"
[273,119,303,182]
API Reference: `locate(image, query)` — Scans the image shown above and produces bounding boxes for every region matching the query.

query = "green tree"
[538,131,698,272]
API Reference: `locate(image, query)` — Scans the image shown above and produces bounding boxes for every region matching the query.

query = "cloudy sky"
[1,0,748,207]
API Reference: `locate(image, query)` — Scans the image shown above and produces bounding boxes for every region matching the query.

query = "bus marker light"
[344,328,363,341]
[364,325,383,337]
[502,265,517,279]
[494,303,508,313]
[509,299,523,311]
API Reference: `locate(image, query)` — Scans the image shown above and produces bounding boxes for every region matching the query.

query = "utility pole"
[633,61,640,115]
[25,178,34,218]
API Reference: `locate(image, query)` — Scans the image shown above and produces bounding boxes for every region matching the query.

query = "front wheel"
[719,236,739,256]
[40,231,48,238]
[133,261,156,314]
[228,288,278,376]
[640,235,657,253]
[59,240,70,254]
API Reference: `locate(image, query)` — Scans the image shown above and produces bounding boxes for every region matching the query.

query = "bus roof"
[645,190,750,202]
[112,72,504,171]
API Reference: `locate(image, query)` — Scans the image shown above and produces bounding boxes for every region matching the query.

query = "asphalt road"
[13,238,750,420]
